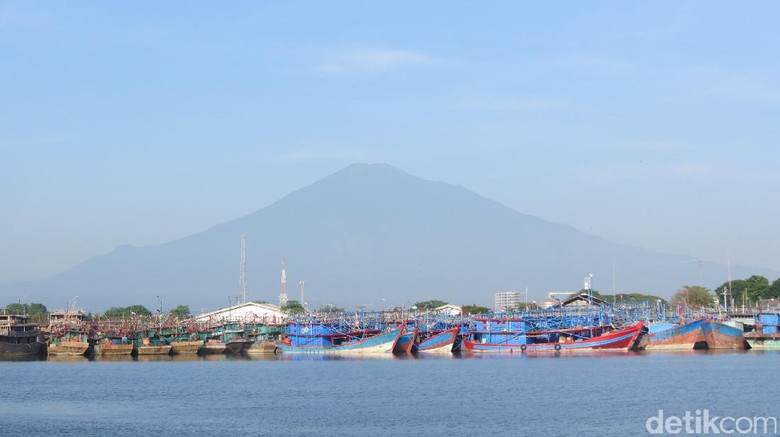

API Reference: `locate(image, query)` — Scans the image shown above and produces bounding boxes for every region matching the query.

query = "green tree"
[319,304,344,313]
[461,304,491,315]
[770,278,780,299]
[103,305,151,318]
[169,305,190,318]
[280,300,305,315]
[413,300,447,310]
[5,303,27,314]
[671,286,715,307]
[715,279,747,305]
[27,303,48,315]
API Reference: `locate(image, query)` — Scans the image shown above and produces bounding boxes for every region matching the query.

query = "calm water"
[1,351,779,436]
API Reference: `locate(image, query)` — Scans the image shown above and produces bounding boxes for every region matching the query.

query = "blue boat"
[417,327,460,353]
[276,324,405,354]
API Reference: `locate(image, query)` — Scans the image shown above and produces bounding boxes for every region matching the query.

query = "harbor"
[6,293,780,361]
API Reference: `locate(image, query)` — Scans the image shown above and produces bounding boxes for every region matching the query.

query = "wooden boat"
[744,334,780,350]
[275,326,404,354]
[96,342,134,356]
[393,327,418,354]
[634,318,707,351]
[464,322,644,353]
[0,314,47,359]
[417,327,460,353]
[246,339,277,354]
[701,320,749,350]
[199,339,227,355]
[170,340,203,355]
[48,339,90,356]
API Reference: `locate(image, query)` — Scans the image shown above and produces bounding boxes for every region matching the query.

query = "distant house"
[431,304,462,316]
[193,302,287,326]
[49,309,88,324]
[558,293,609,308]
[758,298,780,311]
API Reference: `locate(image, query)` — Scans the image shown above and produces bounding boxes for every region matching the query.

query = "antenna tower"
[279,258,288,306]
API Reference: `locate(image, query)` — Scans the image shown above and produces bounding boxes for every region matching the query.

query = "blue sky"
[2,1,779,286]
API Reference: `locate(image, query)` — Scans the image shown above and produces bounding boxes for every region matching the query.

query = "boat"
[48,329,90,356]
[134,337,172,356]
[276,325,405,354]
[169,340,204,355]
[701,320,749,350]
[634,318,708,351]
[199,339,227,355]
[464,322,644,353]
[745,313,780,349]
[417,327,460,353]
[0,313,47,359]
[393,327,418,354]
[95,335,134,356]
[246,339,277,354]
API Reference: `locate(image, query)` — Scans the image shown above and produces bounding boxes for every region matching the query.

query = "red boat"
[464,322,644,353]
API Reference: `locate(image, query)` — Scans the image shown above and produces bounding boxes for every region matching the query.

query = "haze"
[2,2,779,293]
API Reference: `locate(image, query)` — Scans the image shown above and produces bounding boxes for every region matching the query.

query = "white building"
[494,290,522,312]
[194,302,287,325]
[430,304,462,316]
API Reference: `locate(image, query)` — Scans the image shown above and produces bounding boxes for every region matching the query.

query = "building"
[48,309,88,324]
[193,302,287,325]
[494,290,522,312]
[427,304,462,316]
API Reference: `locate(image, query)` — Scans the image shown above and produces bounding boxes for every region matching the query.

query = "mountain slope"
[1,163,772,311]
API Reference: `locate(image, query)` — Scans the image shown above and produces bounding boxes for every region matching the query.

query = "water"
[1,351,778,436]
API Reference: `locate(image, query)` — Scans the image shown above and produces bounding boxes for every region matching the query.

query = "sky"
[2,1,780,289]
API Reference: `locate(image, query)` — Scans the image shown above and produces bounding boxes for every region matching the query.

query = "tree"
[281,300,305,315]
[169,305,190,318]
[103,305,151,318]
[461,304,491,315]
[319,304,344,313]
[28,303,48,315]
[671,286,715,308]
[715,276,772,307]
[414,300,447,311]
[5,303,27,314]
[770,278,780,299]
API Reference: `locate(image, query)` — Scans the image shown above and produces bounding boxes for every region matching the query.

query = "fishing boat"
[464,322,644,353]
[47,328,90,356]
[416,327,460,353]
[745,313,780,349]
[95,335,134,356]
[134,336,172,356]
[0,314,47,359]
[394,327,418,354]
[634,318,708,351]
[199,339,228,355]
[169,340,204,355]
[276,325,405,354]
[701,320,749,350]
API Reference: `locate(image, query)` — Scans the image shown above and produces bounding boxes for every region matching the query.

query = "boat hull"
[276,327,403,354]
[417,328,459,353]
[96,343,134,356]
[170,341,203,355]
[464,323,644,353]
[745,336,780,350]
[635,319,707,351]
[0,341,47,358]
[135,345,172,355]
[48,341,89,356]
[199,342,227,355]
[701,321,748,350]
[246,340,277,354]
[394,329,418,354]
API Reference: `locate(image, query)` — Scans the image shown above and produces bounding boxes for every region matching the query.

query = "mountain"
[1,163,775,312]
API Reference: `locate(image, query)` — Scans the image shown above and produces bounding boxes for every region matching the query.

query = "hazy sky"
[2,2,779,287]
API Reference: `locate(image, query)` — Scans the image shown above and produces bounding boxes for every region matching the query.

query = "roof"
[559,293,609,307]
[194,301,287,321]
